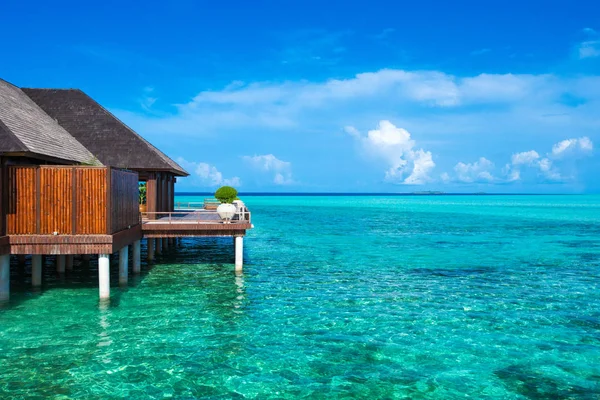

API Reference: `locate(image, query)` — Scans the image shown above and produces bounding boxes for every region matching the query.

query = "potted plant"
[215,186,238,223]
[139,182,147,213]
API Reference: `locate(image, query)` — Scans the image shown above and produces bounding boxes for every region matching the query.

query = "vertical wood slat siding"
[0,165,3,236]
[110,169,139,234]
[6,167,36,234]
[76,168,106,234]
[39,168,72,234]
[6,166,139,236]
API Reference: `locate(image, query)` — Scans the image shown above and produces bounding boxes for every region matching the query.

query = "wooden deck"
[141,209,252,238]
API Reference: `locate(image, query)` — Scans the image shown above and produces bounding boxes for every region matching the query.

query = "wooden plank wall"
[0,164,3,236]
[76,168,106,234]
[40,167,73,234]
[5,166,139,236]
[6,167,36,234]
[110,169,139,234]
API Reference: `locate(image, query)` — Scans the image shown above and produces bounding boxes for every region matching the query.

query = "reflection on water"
[97,304,113,351]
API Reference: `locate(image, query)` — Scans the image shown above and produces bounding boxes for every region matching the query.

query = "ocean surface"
[1,194,599,398]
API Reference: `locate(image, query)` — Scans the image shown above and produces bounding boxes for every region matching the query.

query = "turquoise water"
[1,195,600,398]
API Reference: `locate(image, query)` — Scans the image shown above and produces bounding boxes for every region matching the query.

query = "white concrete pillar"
[32,255,42,287]
[98,254,110,299]
[66,255,74,271]
[235,236,244,273]
[119,246,129,285]
[0,254,10,302]
[133,240,141,273]
[56,255,66,273]
[156,238,162,255]
[147,238,155,260]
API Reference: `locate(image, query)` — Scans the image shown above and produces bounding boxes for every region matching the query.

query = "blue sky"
[1,0,599,192]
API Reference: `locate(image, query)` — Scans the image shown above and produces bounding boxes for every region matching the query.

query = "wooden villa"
[0,78,252,302]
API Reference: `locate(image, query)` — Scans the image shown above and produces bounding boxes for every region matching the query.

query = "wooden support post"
[82,254,91,262]
[56,255,66,273]
[147,173,158,220]
[18,255,26,265]
[32,255,42,287]
[98,254,110,299]
[156,238,162,255]
[133,240,141,273]
[119,246,129,285]
[0,254,9,302]
[162,238,168,250]
[161,174,167,214]
[235,236,244,273]
[66,255,74,271]
[147,238,155,261]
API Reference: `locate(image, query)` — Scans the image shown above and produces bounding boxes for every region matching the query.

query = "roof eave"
[0,151,102,166]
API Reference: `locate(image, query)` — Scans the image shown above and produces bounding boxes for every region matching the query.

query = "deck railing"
[203,198,220,210]
[174,201,206,210]
[141,208,251,225]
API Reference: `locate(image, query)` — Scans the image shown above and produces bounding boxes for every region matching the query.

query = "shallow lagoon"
[1,195,599,398]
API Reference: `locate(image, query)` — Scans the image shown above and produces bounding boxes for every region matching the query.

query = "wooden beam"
[105,167,112,234]
[146,172,158,220]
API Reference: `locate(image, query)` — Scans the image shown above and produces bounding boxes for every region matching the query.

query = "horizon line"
[174,192,588,196]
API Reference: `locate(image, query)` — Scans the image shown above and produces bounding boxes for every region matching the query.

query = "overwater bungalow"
[0,78,251,302]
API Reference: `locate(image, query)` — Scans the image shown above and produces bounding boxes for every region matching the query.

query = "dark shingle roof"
[22,88,188,176]
[0,79,98,163]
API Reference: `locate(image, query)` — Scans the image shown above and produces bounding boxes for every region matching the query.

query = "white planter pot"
[217,203,237,223]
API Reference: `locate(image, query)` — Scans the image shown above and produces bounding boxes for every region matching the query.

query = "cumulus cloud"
[506,137,593,182]
[242,154,294,185]
[511,150,540,166]
[447,136,594,185]
[346,120,435,185]
[454,157,495,183]
[506,150,560,182]
[551,137,593,157]
[115,66,600,150]
[111,61,599,191]
[176,157,240,187]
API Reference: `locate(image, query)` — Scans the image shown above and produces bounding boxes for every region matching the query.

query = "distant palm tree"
[139,182,147,205]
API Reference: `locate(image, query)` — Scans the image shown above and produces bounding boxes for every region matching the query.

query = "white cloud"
[115,67,600,145]
[578,40,600,59]
[110,61,599,191]
[551,137,593,157]
[348,120,435,185]
[188,69,461,109]
[344,125,361,138]
[511,150,540,165]
[449,136,594,185]
[176,157,240,187]
[507,151,561,182]
[404,149,436,184]
[506,137,594,182]
[242,154,294,185]
[454,157,495,183]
